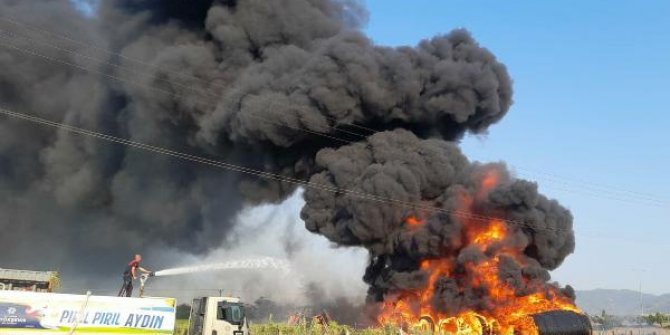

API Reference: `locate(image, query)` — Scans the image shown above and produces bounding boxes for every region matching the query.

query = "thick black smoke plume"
[301,129,575,312]
[0,0,572,313]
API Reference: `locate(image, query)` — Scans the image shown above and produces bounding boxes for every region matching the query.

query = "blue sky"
[365,0,670,294]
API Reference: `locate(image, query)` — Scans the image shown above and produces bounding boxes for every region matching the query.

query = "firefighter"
[117,254,152,297]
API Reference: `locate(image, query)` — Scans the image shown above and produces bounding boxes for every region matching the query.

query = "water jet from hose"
[153,257,291,277]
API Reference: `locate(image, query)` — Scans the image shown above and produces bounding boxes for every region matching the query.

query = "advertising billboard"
[0,291,175,334]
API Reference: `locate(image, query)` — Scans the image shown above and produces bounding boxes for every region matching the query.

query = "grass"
[175,319,189,335]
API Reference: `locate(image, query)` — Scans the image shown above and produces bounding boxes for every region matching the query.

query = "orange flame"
[378,169,581,335]
[479,169,500,198]
[405,216,424,227]
[471,219,506,246]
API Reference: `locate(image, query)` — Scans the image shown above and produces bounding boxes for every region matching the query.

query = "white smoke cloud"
[141,190,368,305]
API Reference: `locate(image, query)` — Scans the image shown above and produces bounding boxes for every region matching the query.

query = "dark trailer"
[0,268,58,292]
[532,310,592,335]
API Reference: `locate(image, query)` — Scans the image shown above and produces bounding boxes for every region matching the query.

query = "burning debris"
[301,130,578,334]
[0,0,582,333]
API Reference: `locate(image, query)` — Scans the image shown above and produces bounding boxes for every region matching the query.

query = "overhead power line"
[0,17,376,140]
[0,106,570,233]
[0,32,356,146]
[3,16,666,209]
[1,16,665,209]
[512,167,668,207]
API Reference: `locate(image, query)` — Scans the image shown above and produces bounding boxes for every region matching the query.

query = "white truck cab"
[188,296,250,335]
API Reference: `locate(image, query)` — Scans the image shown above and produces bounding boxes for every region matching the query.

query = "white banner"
[0,291,176,334]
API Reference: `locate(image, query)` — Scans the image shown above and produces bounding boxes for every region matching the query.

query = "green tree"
[643,312,669,327]
[656,312,668,327]
[592,310,621,329]
[176,304,191,320]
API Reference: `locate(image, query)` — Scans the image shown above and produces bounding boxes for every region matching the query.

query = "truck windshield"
[217,303,245,325]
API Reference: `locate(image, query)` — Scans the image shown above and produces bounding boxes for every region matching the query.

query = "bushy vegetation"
[174,320,399,335]
[249,322,399,335]
[644,312,670,328]
[172,296,393,335]
[587,309,669,330]
[246,294,367,326]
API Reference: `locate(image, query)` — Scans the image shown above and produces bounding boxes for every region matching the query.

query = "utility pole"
[639,281,643,335]
[631,267,647,335]
[639,281,643,316]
